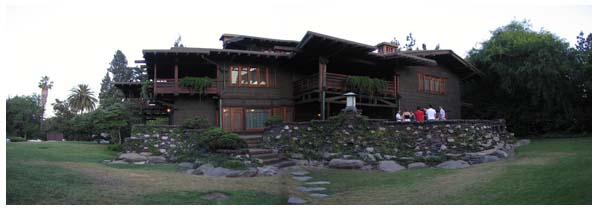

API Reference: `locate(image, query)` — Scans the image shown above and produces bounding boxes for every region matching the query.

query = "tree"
[108,50,132,82]
[68,84,98,114]
[38,76,53,124]
[174,34,184,47]
[404,33,416,51]
[6,94,42,139]
[92,103,131,143]
[44,99,77,139]
[464,20,588,136]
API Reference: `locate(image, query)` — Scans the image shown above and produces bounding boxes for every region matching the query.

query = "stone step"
[252,153,279,159]
[244,139,260,144]
[261,157,285,165]
[272,160,295,168]
[248,148,273,155]
[239,134,263,140]
[246,143,260,148]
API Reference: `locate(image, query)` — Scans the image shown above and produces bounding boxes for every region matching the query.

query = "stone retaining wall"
[123,125,204,160]
[263,115,516,165]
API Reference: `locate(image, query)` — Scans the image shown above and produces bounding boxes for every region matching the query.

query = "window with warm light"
[417,73,447,95]
[229,65,270,87]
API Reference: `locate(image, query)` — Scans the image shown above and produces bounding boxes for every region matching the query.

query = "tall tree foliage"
[38,76,53,119]
[68,84,98,114]
[464,20,591,136]
[6,94,42,139]
[99,50,146,107]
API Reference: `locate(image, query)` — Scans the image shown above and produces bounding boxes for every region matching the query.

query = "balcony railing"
[154,78,218,95]
[293,72,396,96]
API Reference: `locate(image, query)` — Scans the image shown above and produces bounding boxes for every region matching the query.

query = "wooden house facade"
[116,31,480,132]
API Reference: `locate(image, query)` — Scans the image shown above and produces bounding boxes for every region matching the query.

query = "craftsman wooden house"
[116,31,480,132]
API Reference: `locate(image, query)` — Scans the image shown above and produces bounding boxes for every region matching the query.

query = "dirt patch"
[201,192,229,201]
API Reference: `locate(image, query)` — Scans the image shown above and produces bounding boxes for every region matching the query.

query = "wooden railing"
[154,78,218,95]
[293,72,396,96]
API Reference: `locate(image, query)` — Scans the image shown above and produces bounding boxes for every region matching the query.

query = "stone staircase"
[239,133,294,168]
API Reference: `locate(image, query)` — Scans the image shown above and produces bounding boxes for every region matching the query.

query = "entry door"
[223,107,244,131]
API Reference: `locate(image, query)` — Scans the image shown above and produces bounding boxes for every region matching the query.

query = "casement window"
[417,73,447,95]
[229,65,270,87]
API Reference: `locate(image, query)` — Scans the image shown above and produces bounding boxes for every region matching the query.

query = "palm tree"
[38,76,53,131]
[68,84,98,114]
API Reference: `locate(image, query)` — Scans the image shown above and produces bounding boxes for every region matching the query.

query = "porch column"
[153,64,157,97]
[174,62,179,95]
[319,57,328,120]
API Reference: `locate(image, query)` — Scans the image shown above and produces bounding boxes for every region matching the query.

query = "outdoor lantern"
[343,92,358,112]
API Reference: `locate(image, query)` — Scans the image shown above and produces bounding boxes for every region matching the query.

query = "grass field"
[6,137,592,204]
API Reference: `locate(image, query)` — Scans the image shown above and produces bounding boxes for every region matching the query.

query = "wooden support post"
[319,57,328,120]
[153,64,157,97]
[174,63,179,95]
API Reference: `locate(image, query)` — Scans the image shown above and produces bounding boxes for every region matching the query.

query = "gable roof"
[401,50,482,79]
[220,33,299,48]
[296,31,376,54]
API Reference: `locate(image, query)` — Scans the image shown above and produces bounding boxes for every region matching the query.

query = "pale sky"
[2,0,592,117]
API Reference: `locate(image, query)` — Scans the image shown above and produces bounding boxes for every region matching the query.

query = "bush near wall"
[123,125,247,162]
[263,113,515,165]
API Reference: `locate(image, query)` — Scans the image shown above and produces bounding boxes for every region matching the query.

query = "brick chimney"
[376,42,398,55]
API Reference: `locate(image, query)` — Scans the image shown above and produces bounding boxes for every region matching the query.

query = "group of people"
[395,105,446,122]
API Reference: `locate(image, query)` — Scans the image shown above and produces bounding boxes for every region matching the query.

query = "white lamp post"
[343,92,358,113]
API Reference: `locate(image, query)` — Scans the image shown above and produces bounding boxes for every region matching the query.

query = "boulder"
[187,168,201,175]
[377,161,405,172]
[493,150,509,159]
[109,160,128,164]
[515,139,531,147]
[204,167,243,177]
[147,156,167,164]
[198,163,215,174]
[177,162,196,169]
[118,153,147,163]
[239,168,258,177]
[309,193,328,198]
[328,159,364,169]
[482,155,500,163]
[436,160,470,169]
[407,162,427,169]
[257,166,278,176]
[290,153,304,159]
[139,152,152,156]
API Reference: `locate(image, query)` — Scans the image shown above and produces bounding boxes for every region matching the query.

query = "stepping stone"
[304,181,330,185]
[292,176,313,181]
[309,193,328,198]
[288,197,307,204]
[291,170,310,176]
[296,186,327,192]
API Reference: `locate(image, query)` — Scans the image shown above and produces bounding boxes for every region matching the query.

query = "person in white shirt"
[395,110,402,122]
[438,106,446,121]
[426,104,437,121]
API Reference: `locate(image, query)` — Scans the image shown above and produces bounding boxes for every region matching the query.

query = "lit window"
[418,73,447,95]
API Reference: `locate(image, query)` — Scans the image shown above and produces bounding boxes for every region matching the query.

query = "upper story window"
[418,73,447,95]
[230,65,270,87]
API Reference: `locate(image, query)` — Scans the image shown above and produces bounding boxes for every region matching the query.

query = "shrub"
[10,137,26,142]
[264,115,283,126]
[346,76,388,96]
[178,77,213,95]
[107,144,124,152]
[194,128,246,152]
[182,117,212,129]
[148,144,161,156]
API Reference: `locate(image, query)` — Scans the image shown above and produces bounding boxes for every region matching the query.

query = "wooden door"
[222,107,244,132]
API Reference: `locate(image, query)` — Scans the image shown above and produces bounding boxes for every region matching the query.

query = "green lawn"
[6,142,287,204]
[6,137,592,204]
[291,137,592,204]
